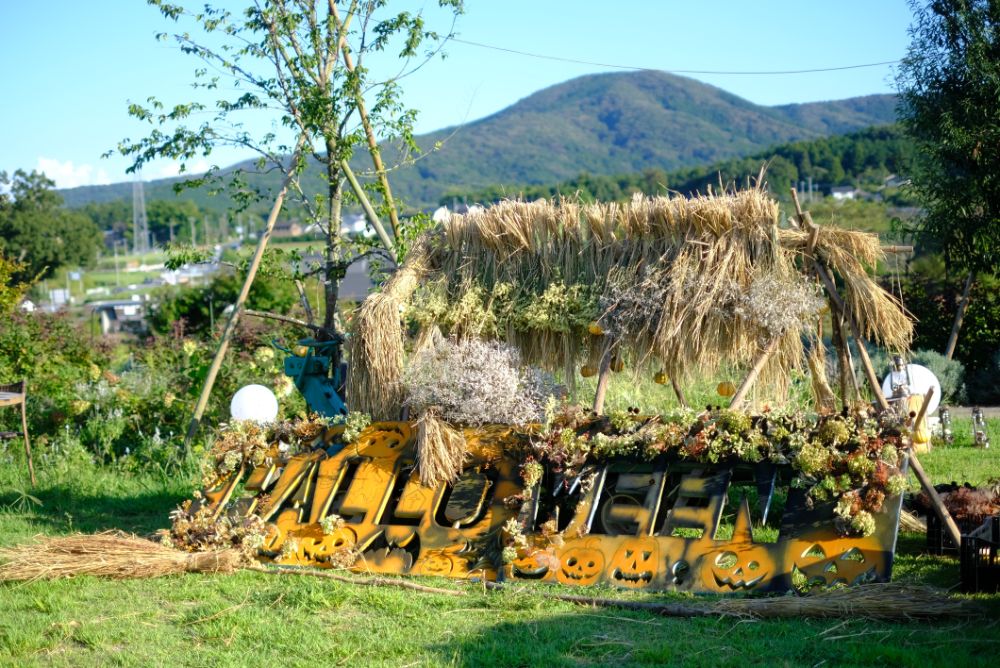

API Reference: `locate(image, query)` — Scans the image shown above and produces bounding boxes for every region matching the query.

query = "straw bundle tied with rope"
[348,190,913,419]
[0,532,240,581]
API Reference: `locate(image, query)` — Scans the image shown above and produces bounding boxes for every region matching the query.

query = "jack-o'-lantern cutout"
[608,538,659,587]
[307,526,358,561]
[413,548,462,577]
[708,549,768,590]
[556,546,605,586]
[792,543,877,589]
[510,551,552,580]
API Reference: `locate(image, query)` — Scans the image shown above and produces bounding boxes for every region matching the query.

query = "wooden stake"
[670,377,688,408]
[729,336,781,408]
[592,344,613,415]
[909,451,962,548]
[184,138,305,447]
[944,272,974,360]
[295,279,315,327]
[789,191,889,412]
[340,160,395,255]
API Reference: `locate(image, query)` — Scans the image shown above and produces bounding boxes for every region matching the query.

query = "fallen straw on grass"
[0,532,240,581]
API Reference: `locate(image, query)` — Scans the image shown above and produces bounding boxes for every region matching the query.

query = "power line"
[450,38,899,76]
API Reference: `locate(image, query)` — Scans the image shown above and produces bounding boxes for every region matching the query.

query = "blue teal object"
[277,337,347,417]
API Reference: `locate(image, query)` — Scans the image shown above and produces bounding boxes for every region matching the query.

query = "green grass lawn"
[3,428,1000,667]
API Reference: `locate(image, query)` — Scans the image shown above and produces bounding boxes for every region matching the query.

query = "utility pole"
[132,178,150,255]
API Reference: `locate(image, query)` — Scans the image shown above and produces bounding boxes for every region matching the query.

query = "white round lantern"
[230,384,279,424]
[882,363,941,416]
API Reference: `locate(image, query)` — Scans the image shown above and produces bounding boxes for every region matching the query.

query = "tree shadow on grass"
[0,481,189,537]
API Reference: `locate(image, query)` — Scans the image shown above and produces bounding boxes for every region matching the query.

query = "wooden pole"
[183,139,305,447]
[670,377,688,408]
[944,271,974,360]
[729,336,782,409]
[789,189,888,412]
[340,160,395,255]
[909,451,962,548]
[592,344,613,414]
[330,2,401,241]
[20,381,35,487]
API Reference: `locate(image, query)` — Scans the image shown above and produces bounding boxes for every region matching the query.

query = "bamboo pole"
[909,451,962,548]
[183,140,305,447]
[670,377,688,408]
[729,336,781,409]
[330,2,401,241]
[790,189,888,412]
[340,159,395,255]
[592,344,613,414]
[944,272,974,360]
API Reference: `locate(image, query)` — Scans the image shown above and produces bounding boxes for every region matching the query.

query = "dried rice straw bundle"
[415,409,468,487]
[0,532,240,581]
[347,239,434,419]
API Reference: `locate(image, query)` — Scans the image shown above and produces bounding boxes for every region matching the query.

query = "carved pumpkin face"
[793,542,877,589]
[708,548,768,591]
[413,549,460,577]
[556,547,605,586]
[608,538,658,587]
[510,552,551,580]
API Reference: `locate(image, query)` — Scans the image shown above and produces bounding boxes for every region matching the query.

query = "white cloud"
[157,159,210,180]
[35,158,111,189]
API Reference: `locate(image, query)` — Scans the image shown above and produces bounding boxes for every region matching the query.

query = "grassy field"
[2,413,1000,667]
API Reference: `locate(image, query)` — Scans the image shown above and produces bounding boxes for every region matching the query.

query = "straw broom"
[0,532,241,581]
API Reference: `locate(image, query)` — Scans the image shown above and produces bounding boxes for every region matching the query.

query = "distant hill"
[450,125,915,206]
[60,70,897,211]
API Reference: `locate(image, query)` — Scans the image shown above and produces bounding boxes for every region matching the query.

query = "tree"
[896,0,1000,358]
[0,170,103,281]
[117,0,463,334]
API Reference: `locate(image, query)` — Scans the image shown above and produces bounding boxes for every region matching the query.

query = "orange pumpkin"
[717,381,736,397]
[588,321,605,336]
[580,364,598,378]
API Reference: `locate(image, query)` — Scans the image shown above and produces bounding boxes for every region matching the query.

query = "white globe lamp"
[230,384,279,424]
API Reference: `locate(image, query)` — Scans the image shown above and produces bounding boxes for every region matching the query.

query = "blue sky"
[0,1,916,190]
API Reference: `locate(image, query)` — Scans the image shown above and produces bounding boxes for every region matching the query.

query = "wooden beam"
[729,336,782,409]
[592,344,613,415]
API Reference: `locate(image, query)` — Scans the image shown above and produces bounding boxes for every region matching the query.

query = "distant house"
[91,299,149,335]
[273,220,304,237]
[830,186,857,201]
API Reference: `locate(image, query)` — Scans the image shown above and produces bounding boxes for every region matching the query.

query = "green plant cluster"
[528,404,908,537]
[0,310,305,476]
[407,279,599,340]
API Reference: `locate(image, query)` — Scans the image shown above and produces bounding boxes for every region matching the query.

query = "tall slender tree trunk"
[323,145,344,337]
[944,271,974,360]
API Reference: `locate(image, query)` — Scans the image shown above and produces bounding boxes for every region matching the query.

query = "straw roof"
[348,190,912,419]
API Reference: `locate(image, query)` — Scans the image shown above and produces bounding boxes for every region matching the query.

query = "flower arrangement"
[522,404,909,537]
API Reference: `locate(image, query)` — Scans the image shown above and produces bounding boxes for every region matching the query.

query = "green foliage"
[0,254,32,317]
[897,265,1000,402]
[0,170,103,280]
[897,0,1000,274]
[442,125,914,208]
[148,268,298,336]
[0,307,306,473]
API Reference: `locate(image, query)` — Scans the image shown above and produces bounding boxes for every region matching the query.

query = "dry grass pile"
[349,189,912,418]
[0,532,240,581]
[714,583,974,620]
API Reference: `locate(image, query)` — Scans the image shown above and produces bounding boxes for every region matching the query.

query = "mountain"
[60,70,897,211]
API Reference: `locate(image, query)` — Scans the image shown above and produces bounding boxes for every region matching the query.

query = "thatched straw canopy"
[348,190,911,419]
